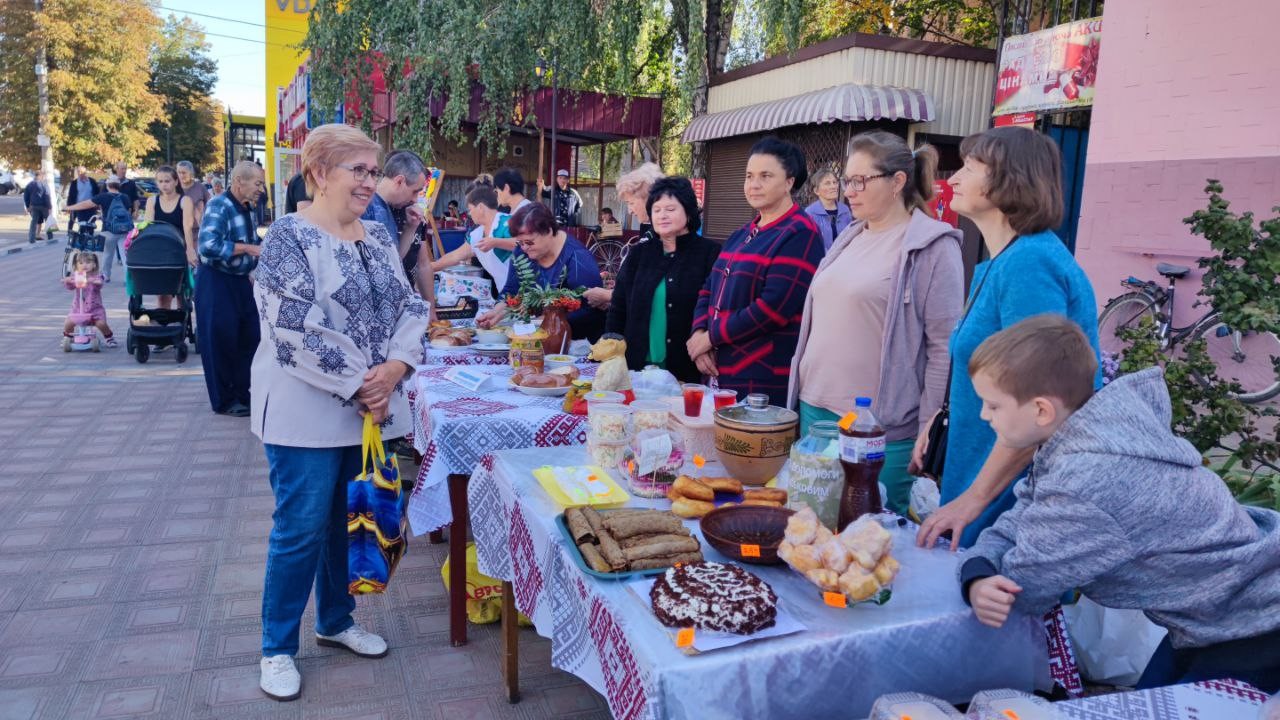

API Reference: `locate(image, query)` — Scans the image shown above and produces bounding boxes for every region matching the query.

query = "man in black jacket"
[23,170,53,244]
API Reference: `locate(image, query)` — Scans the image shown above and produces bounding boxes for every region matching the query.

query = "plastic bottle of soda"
[837,397,885,530]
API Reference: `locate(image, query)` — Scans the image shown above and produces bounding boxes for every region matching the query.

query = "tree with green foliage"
[145,15,223,171]
[0,0,164,176]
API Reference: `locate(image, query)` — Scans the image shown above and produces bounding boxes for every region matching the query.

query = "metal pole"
[34,0,56,212]
[550,58,558,214]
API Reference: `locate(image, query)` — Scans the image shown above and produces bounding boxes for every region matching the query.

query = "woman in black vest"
[605,177,720,382]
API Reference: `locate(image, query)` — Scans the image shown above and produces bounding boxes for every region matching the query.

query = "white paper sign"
[443,366,492,391]
[513,321,538,336]
[636,432,673,477]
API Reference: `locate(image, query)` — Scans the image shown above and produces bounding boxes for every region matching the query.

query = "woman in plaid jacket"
[690,137,825,406]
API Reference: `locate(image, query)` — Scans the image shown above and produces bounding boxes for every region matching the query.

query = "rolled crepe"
[619,532,692,549]
[578,542,612,573]
[582,507,608,541]
[629,552,704,570]
[622,537,701,561]
[565,507,595,545]
[603,512,685,539]
[596,528,628,570]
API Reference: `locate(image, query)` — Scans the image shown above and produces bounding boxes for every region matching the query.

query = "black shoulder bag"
[917,236,1018,481]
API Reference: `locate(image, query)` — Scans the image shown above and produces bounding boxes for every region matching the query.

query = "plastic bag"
[1062,595,1166,686]
[440,543,531,626]
[630,365,681,400]
[907,476,940,523]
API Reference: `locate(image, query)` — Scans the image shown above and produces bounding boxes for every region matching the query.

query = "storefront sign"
[993,17,1102,115]
[994,112,1038,127]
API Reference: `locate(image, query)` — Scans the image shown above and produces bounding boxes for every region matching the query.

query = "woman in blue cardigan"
[913,127,1101,550]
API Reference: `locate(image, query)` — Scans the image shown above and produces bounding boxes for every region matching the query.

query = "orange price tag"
[675,627,695,648]
[823,591,848,608]
[837,412,858,431]
[1001,711,1021,720]
[740,544,761,558]
[692,454,706,469]
[628,460,636,473]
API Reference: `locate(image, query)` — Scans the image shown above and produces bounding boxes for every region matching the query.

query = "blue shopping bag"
[347,414,408,594]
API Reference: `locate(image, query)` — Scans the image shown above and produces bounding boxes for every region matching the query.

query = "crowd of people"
[47,121,1280,701]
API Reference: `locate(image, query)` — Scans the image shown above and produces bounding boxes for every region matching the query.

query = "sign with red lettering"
[690,178,706,208]
[993,17,1102,115]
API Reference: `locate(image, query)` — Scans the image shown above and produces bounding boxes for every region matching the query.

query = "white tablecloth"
[405,362,595,535]
[1057,679,1270,719]
[469,446,1053,720]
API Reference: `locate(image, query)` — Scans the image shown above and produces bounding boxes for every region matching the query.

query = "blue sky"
[157,0,269,116]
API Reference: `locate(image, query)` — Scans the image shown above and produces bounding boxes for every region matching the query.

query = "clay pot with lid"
[713,393,799,486]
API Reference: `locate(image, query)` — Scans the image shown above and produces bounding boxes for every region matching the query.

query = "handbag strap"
[938,235,1020,413]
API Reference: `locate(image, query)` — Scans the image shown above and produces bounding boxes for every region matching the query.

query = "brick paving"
[0,242,610,720]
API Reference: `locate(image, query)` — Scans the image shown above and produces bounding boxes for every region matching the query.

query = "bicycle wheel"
[1188,314,1280,403]
[591,240,627,277]
[1097,292,1158,358]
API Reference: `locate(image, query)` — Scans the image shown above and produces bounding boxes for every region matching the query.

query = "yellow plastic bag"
[440,543,531,626]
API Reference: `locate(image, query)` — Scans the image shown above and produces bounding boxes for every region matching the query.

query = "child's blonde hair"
[73,251,100,273]
[968,314,1097,411]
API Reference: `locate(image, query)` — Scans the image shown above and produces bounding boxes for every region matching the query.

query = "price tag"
[675,627,695,648]
[823,591,848,608]
[692,454,706,469]
[1000,711,1022,720]
[837,411,858,431]
[739,544,761,558]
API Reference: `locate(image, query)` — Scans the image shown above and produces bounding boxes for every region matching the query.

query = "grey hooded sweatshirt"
[961,367,1280,649]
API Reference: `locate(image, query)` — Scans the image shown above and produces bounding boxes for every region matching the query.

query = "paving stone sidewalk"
[0,243,610,720]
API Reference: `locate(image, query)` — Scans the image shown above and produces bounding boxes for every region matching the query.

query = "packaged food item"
[619,429,686,498]
[584,390,626,408]
[778,507,896,605]
[587,436,630,469]
[785,421,844,530]
[588,403,634,442]
[869,693,963,720]
[509,330,547,371]
[631,364,681,399]
[629,399,670,432]
[965,689,1061,719]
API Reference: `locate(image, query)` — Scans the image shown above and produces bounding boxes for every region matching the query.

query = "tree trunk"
[690,0,738,179]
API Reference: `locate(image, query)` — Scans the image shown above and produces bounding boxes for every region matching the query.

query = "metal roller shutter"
[704,135,759,242]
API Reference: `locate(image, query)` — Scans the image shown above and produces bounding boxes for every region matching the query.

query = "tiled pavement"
[0,243,611,719]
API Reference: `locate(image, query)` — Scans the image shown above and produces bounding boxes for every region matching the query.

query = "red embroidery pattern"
[587,597,648,720]
[1044,606,1083,696]
[508,504,543,615]
[435,396,518,417]
[1194,678,1270,704]
[534,414,587,447]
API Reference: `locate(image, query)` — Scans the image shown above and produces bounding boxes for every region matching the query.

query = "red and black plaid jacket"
[692,204,823,405]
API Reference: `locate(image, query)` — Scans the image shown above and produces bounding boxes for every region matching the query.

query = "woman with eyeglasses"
[249,124,431,702]
[476,202,606,341]
[786,131,964,515]
[689,136,825,407]
[803,168,853,253]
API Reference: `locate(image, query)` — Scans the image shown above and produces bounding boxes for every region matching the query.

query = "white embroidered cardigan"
[250,215,430,447]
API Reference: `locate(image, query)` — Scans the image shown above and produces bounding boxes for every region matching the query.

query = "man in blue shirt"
[196,161,265,417]
[360,149,433,298]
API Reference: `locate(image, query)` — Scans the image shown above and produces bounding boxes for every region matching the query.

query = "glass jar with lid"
[785,421,844,530]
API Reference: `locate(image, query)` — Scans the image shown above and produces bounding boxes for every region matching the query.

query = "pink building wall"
[1074,0,1280,316]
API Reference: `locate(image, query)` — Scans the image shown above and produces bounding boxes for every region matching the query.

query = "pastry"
[779,540,822,572]
[873,555,900,586]
[814,525,835,546]
[839,517,893,570]
[783,506,819,545]
[565,507,595,545]
[619,532,693,549]
[818,538,852,574]
[743,487,787,504]
[649,561,777,634]
[522,373,568,389]
[838,565,881,602]
[548,365,580,381]
[622,537,701,561]
[701,476,743,494]
[578,543,612,573]
[672,475,714,502]
[603,511,686,539]
[671,497,716,518]
[804,568,840,592]
[630,552,703,570]
[742,499,784,507]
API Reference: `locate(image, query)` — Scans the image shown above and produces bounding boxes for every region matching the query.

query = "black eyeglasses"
[841,173,891,192]
[336,163,384,183]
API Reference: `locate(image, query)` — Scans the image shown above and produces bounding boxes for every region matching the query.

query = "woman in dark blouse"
[606,177,720,382]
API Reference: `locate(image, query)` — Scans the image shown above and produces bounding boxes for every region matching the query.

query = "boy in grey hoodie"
[958,314,1280,692]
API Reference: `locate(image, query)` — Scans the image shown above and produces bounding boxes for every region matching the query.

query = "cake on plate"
[649,560,777,634]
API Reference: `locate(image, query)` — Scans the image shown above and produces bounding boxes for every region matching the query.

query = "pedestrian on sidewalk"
[112,162,141,215]
[250,123,429,702]
[195,160,264,417]
[23,170,52,244]
[60,251,117,347]
[64,176,134,282]
[66,166,99,225]
[178,160,210,238]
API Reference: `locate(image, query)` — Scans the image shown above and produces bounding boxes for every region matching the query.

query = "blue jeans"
[262,443,361,656]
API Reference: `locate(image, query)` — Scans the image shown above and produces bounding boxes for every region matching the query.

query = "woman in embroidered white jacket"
[248,124,429,702]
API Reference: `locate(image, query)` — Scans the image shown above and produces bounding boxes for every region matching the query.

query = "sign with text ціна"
[994,17,1102,115]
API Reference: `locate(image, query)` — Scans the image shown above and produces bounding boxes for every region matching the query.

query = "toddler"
[61,251,117,348]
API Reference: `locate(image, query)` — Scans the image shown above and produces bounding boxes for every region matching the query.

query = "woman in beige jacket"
[786,131,964,514]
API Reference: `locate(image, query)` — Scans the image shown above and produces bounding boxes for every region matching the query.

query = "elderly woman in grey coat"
[249,123,430,702]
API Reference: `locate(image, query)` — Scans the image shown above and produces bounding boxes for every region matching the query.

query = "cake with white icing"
[648,561,777,634]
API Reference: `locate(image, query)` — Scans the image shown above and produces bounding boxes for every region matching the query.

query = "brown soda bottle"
[837,396,885,531]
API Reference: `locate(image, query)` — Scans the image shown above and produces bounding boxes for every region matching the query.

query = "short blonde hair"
[969,314,1097,411]
[616,162,664,201]
[301,124,382,197]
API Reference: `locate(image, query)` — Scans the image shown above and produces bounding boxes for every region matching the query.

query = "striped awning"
[682,83,935,143]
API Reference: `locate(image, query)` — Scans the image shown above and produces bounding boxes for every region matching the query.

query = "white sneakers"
[260,625,388,702]
[259,655,301,702]
[315,625,389,658]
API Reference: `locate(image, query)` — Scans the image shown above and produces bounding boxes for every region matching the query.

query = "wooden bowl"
[699,505,796,565]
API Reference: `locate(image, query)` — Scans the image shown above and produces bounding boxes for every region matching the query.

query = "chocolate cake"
[649,561,777,635]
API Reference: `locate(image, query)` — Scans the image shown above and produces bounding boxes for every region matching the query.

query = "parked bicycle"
[1097,261,1280,403]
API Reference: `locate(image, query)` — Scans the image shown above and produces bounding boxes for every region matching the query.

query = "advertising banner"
[993,17,1102,115]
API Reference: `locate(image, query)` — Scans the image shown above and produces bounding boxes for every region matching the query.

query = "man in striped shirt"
[196,161,265,417]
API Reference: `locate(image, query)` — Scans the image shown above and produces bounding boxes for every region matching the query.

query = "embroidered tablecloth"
[405,362,595,534]
[1057,679,1270,719]
[468,446,1054,720]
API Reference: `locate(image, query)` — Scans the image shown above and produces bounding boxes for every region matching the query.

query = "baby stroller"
[124,223,195,364]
